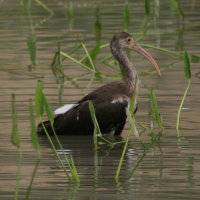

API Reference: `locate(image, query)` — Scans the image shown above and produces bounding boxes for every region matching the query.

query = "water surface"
[0,0,200,199]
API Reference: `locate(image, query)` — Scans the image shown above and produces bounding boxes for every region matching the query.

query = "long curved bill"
[132,44,161,76]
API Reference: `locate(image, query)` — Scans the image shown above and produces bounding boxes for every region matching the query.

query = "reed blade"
[150,89,163,131]
[176,80,191,135]
[60,51,96,73]
[35,80,44,117]
[145,0,151,16]
[80,42,101,69]
[43,95,54,126]
[183,51,191,80]
[67,1,74,18]
[11,94,20,148]
[123,0,130,32]
[29,100,40,156]
[34,0,53,15]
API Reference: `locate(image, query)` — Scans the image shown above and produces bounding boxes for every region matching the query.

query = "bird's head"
[110,32,161,76]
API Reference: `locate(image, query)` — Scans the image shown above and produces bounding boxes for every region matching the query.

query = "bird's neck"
[117,49,137,86]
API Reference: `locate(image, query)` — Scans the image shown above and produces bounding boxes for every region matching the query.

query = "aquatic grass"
[41,81,80,182]
[51,43,65,82]
[81,42,102,64]
[127,90,163,179]
[51,44,80,92]
[176,51,191,136]
[95,8,102,42]
[25,100,41,200]
[145,0,151,16]
[154,0,160,17]
[67,1,74,18]
[128,149,146,179]
[183,51,191,80]
[35,81,79,182]
[127,131,162,179]
[170,0,184,19]
[139,43,182,57]
[60,51,96,73]
[34,0,53,16]
[29,99,41,157]
[27,21,37,66]
[81,43,96,71]
[123,0,130,32]
[11,94,22,200]
[150,89,163,131]
[115,79,138,180]
[89,101,101,150]
[50,41,188,85]
[89,101,116,148]
[11,94,20,148]
[25,159,40,200]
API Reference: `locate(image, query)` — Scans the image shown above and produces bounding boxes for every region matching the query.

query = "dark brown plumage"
[38,32,161,135]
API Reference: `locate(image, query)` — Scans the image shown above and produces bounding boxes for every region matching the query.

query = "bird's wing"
[54,104,78,115]
[53,98,129,135]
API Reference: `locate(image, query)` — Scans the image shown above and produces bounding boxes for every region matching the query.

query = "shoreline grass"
[11,94,23,200]
[35,81,79,182]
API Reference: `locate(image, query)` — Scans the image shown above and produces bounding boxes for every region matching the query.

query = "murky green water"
[1,0,200,199]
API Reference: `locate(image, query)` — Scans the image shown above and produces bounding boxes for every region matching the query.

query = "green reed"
[89,101,101,150]
[67,1,74,18]
[11,94,22,200]
[123,0,130,32]
[29,99,41,156]
[145,0,151,16]
[95,8,102,42]
[115,78,138,180]
[128,131,162,179]
[34,0,53,16]
[25,101,41,200]
[35,81,79,182]
[127,89,163,179]
[170,0,184,19]
[176,51,191,136]
[150,89,163,131]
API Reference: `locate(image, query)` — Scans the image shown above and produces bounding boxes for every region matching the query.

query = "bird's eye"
[127,38,132,42]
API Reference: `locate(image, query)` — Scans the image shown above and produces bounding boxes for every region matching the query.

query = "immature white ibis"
[38,32,161,135]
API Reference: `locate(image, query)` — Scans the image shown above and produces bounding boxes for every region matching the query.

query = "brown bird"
[38,32,161,135]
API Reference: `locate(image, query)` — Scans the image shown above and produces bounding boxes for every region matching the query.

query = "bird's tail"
[37,120,54,135]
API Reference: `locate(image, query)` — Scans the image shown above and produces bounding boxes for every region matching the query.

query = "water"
[1,0,200,199]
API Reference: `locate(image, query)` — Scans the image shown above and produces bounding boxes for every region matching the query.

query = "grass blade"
[150,89,163,131]
[115,85,138,180]
[60,51,96,73]
[128,151,146,179]
[34,0,53,16]
[11,94,20,148]
[123,0,130,32]
[35,81,44,117]
[81,43,96,70]
[29,100,40,157]
[176,80,191,136]
[139,43,181,56]
[80,42,101,67]
[89,101,102,150]
[25,159,40,200]
[176,51,191,135]
[183,51,191,80]
[43,95,54,126]
[95,8,102,42]
[145,0,151,16]
[36,82,79,182]
[67,1,74,18]
[11,93,22,200]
